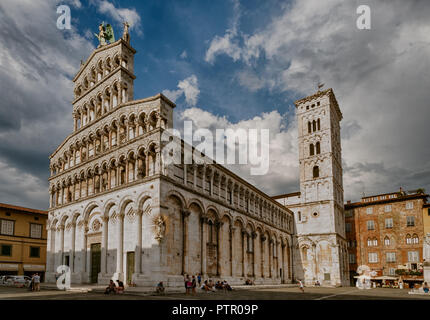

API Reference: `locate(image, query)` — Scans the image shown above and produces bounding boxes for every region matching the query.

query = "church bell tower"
[293,88,349,286]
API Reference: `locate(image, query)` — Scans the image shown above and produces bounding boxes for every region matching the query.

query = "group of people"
[104,279,125,294]
[183,274,233,294]
[28,273,41,292]
[202,279,232,292]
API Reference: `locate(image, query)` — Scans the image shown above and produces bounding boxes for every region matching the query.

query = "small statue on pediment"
[122,21,130,44]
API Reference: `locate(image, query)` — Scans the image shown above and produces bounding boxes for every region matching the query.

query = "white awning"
[0,263,19,271]
[23,264,45,271]
[374,276,398,280]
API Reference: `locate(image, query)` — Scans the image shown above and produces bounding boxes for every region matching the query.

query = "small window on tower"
[313,120,316,132]
[316,142,321,154]
[317,119,320,130]
[308,122,311,133]
[310,144,314,156]
[313,166,319,178]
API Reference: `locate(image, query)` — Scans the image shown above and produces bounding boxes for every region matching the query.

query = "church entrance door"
[126,252,135,285]
[90,243,101,283]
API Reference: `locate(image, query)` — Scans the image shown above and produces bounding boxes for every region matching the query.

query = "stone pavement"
[40,282,297,295]
[2,284,430,300]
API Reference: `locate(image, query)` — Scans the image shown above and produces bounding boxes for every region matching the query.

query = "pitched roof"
[0,202,48,215]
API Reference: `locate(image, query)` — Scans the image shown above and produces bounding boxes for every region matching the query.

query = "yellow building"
[0,202,47,280]
[423,204,430,235]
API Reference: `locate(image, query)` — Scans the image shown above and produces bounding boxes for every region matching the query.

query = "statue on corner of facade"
[122,21,130,44]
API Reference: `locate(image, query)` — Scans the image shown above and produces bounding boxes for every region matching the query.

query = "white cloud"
[66,0,82,8]
[163,75,200,106]
[95,0,142,34]
[0,0,95,209]
[204,0,430,200]
[0,160,47,210]
[205,29,241,64]
[180,50,187,59]
[178,107,299,195]
[205,0,242,64]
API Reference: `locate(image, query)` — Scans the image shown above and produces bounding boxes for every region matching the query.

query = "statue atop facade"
[122,21,130,44]
[94,22,115,47]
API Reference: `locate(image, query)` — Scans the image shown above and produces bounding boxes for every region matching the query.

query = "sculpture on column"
[154,215,166,242]
[122,21,130,44]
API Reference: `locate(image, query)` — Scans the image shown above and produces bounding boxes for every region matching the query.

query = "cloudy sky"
[0,0,429,210]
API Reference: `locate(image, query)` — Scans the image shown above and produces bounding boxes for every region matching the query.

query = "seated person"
[314,280,320,286]
[115,280,125,294]
[215,281,223,290]
[423,282,429,294]
[156,281,165,295]
[207,280,215,292]
[223,281,232,291]
[104,280,116,294]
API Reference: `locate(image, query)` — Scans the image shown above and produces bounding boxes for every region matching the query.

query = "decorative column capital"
[215,221,223,229]
[251,231,257,239]
[181,209,191,218]
[261,235,267,242]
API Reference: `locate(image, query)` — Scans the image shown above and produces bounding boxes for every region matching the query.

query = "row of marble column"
[181,210,290,280]
[47,211,143,279]
[74,55,129,99]
[73,82,129,131]
[50,153,156,208]
[183,166,290,231]
[47,210,291,282]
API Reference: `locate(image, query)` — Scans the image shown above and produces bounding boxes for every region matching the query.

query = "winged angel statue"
[94,22,115,47]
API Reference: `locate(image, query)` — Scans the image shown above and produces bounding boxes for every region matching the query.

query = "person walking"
[184,274,188,294]
[298,279,304,293]
[33,273,41,292]
[185,275,192,295]
[191,275,197,295]
[29,275,34,292]
[197,273,202,287]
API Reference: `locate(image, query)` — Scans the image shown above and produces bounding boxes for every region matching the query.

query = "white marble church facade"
[45,30,295,288]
